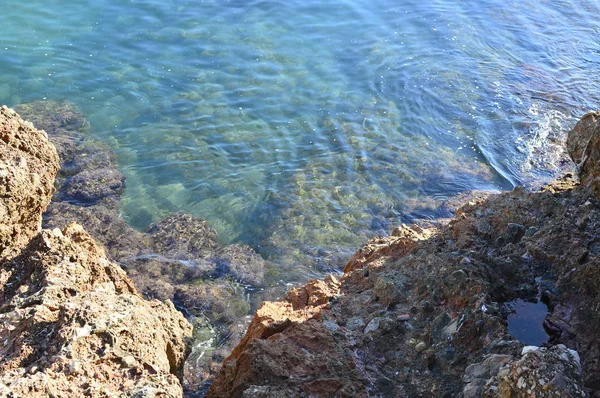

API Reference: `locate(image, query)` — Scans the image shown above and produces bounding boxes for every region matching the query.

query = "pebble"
[323,320,339,332]
[121,355,136,368]
[346,317,365,331]
[415,342,427,352]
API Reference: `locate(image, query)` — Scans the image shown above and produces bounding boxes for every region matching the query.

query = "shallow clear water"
[2,0,600,274]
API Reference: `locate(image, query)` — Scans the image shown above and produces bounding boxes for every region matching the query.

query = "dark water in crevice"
[506,299,549,347]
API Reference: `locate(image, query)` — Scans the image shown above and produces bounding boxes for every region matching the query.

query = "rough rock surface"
[0,105,193,396]
[208,112,600,397]
[482,345,586,397]
[0,224,192,397]
[0,105,59,257]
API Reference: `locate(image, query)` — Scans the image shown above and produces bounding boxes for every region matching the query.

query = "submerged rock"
[64,167,125,203]
[13,100,88,135]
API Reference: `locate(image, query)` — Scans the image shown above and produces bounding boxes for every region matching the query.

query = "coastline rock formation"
[14,100,269,391]
[0,106,192,396]
[208,112,600,397]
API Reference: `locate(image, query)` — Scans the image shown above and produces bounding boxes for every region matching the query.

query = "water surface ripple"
[1,0,599,277]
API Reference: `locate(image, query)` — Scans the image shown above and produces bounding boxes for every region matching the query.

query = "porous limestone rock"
[0,224,192,397]
[0,106,192,397]
[482,345,586,397]
[0,105,59,257]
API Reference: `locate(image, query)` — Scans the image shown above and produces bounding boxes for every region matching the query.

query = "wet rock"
[0,106,59,257]
[218,244,266,285]
[13,100,88,135]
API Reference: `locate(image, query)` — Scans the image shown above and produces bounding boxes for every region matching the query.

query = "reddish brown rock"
[206,275,362,397]
[343,224,435,273]
[0,105,59,258]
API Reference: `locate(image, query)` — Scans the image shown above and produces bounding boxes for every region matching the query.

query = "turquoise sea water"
[2,0,600,275]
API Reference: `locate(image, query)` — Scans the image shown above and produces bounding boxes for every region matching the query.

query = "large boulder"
[567,110,600,196]
[0,106,59,257]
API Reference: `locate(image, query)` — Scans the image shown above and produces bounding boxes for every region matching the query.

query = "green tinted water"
[1,0,599,275]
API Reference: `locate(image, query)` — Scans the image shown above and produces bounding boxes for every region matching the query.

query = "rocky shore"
[207,112,600,397]
[0,105,191,396]
[2,102,600,397]
[13,101,274,392]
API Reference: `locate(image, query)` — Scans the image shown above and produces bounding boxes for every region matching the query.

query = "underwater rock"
[208,111,600,397]
[16,100,269,390]
[0,105,59,257]
[64,167,125,203]
[147,213,220,259]
[13,100,89,136]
